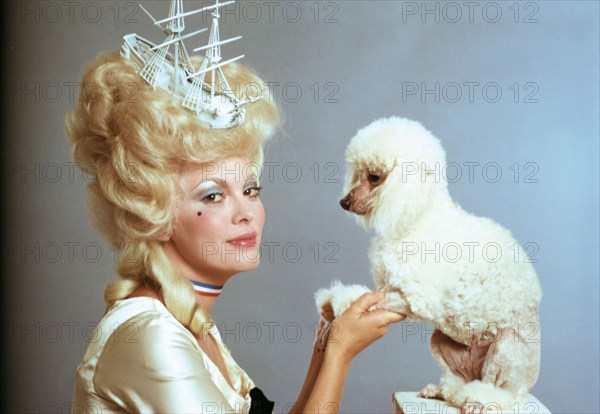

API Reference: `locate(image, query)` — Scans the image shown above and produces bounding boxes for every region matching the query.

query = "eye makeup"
[194,181,224,204]
[193,176,262,202]
[243,183,262,197]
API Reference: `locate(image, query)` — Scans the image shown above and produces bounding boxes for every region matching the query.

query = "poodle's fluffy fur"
[315,117,542,413]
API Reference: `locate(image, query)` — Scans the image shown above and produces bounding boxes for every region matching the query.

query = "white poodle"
[315,117,542,414]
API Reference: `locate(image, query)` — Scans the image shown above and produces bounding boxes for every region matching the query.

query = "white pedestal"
[392,392,551,414]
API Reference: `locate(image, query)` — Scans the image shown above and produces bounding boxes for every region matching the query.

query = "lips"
[227,231,257,247]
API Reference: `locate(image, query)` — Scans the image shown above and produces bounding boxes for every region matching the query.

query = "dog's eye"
[368,174,381,183]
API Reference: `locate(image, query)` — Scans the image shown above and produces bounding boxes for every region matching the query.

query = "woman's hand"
[293,293,405,414]
[324,292,406,364]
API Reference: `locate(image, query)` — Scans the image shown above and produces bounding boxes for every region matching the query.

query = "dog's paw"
[330,285,371,317]
[417,383,443,400]
[315,280,344,315]
[315,286,336,315]
[461,400,485,414]
[315,281,371,318]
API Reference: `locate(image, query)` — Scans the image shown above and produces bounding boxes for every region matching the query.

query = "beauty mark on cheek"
[197,211,202,216]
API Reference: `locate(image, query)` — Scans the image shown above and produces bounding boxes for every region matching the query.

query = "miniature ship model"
[121,0,260,129]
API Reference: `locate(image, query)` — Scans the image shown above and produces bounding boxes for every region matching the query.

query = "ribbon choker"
[190,280,224,297]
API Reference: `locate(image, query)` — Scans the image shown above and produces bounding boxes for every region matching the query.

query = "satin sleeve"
[93,310,240,413]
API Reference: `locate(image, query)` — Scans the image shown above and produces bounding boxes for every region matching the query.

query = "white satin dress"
[72,296,258,413]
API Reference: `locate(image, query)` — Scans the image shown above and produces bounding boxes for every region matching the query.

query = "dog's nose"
[340,196,351,210]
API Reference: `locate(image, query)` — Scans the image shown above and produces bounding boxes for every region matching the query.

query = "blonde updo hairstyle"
[65,50,279,336]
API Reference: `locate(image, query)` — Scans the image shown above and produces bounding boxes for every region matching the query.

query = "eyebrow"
[194,175,259,191]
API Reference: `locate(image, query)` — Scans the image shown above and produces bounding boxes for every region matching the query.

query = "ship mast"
[139,0,206,90]
[198,0,240,102]
[184,0,244,114]
[167,0,184,87]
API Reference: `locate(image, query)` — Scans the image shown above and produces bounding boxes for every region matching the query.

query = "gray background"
[3,1,599,413]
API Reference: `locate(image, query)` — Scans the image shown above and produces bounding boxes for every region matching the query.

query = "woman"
[65,49,404,413]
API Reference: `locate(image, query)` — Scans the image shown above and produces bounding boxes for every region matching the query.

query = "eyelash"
[244,185,262,197]
[201,191,224,203]
[200,185,262,203]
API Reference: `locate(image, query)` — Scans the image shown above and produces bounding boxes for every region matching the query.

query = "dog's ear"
[370,159,445,236]
[366,165,410,234]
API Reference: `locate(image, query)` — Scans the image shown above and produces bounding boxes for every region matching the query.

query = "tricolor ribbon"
[190,280,224,297]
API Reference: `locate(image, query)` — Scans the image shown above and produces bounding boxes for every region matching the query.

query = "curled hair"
[65,50,279,335]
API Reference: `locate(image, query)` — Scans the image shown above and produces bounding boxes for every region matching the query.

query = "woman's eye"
[244,185,262,197]
[201,192,224,203]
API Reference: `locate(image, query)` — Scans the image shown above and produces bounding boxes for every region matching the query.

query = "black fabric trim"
[248,387,275,414]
